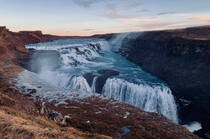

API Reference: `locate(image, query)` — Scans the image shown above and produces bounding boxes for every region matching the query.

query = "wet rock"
[88,43,102,54]
[83,69,119,93]
[27,89,36,94]
[39,104,67,126]
[96,69,119,93]
[52,112,68,126]
[98,69,119,76]
[118,125,131,139]
[83,73,95,86]
[54,113,63,123]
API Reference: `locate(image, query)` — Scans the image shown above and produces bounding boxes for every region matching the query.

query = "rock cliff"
[116,26,210,138]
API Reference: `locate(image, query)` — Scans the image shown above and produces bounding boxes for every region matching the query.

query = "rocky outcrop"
[116,26,210,138]
[84,69,120,93]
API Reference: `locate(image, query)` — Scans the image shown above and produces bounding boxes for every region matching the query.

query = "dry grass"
[0,92,15,102]
[0,106,111,139]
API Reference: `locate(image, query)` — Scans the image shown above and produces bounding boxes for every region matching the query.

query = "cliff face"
[0,26,71,63]
[118,26,210,138]
[0,26,200,139]
[92,33,117,40]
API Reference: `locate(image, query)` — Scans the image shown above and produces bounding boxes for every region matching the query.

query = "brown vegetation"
[0,106,111,139]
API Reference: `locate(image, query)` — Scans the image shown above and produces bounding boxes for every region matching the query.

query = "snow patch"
[123,112,130,119]
[183,122,202,132]
[64,115,71,119]
[95,111,102,114]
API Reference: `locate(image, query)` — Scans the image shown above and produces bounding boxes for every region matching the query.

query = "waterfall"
[59,44,101,66]
[15,70,94,104]
[110,33,130,51]
[91,76,98,93]
[66,75,92,93]
[109,32,141,51]
[38,71,92,93]
[20,38,179,123]
[103,78,178,123]
[26,41,104,67]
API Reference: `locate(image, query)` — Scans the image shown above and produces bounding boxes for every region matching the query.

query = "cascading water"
[103,78,178,123]
[91,76,98,93]
[39,71,92,93]
[16,38,178,123]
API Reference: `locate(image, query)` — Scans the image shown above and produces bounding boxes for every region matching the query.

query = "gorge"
[18,38,178,123]
[0,26,205,138]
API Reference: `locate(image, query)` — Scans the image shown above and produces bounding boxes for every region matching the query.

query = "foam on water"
[59,43,101,66]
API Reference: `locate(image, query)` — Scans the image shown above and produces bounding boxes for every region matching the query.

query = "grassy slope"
[0,106,110,139]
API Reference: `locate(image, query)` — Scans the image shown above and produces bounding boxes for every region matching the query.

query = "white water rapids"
[15,38,178,123]
[103,78,178,123]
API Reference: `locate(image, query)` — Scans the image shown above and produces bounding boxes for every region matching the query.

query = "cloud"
[119,18,156,25]
[104,2,129,19]
[72,0,143,23]
[103,0,142,19]
[106,0,142,10]
[136,22,176,29]
[72,0,103,8]
[125,0,142,8]
[192,15,210,23]
[104,9,130,19]
[72,0,142,9]
[157,12,176,15]
[82,28,96,31]
[136,9,150,13]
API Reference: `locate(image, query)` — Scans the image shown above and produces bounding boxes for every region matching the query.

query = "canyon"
[0,26,205,138]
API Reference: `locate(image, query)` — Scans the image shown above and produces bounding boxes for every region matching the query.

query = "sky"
[0,0,210,36]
